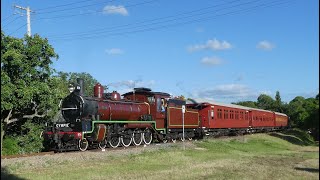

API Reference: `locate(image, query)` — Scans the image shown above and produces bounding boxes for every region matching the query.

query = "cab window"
[157,97,162,112]
[147,96,155,104]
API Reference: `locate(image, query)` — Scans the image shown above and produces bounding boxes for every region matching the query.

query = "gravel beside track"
[1,141,196,168]
[1,134,253,168]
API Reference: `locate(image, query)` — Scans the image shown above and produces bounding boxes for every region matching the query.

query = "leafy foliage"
[1,32,60,120]
[2,137,20,155]
[1,31,66,154]
[256,94,275,110]
[232,101,257,108]
[274,91,283,113]
[67,72,98,96]
[2,121,44,155]
[16,121,44,154]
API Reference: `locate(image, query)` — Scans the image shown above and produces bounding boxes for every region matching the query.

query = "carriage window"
[235,111,239,119]
[224,110,228,119]
[230,110,234,119]
[218,109,222,119]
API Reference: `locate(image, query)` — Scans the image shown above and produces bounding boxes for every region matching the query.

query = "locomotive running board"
[82,120,166,139]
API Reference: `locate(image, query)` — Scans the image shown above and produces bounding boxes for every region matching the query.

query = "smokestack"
[77,78,84,96]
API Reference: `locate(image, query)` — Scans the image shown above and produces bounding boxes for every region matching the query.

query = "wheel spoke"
[79,139,88,151]
[121,133,132,147]
[108,136,120,148]
[98,139,107,149]
[132,132,142,146]
[143,130,152,145]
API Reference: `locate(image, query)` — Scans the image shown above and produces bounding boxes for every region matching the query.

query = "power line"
[45,0,242,38]
[35,0,117,14]
[2,16,22,29]
[1,14,15,23]
[33,0,159,21]
[8,23,27,36]
[47,0,260,39]
[33,0,102,11]
[49,0,291,41]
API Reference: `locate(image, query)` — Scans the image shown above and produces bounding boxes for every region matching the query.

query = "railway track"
[0,141,177,160]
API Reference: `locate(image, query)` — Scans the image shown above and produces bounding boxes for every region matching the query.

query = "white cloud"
[193,84,259,103]
[188,38,232,52]
[201,56,223,66]
[103,5,128,16]
[257,40,275,50]
[108,79,155,89]
[195,27,205,33]
[105,48,124,55]
[108,79,156,96]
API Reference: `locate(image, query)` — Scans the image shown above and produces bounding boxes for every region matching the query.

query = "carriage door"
[208,106,214,127]
[248,110,253,128]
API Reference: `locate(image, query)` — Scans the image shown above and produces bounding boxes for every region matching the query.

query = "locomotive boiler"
[61,79,151,123]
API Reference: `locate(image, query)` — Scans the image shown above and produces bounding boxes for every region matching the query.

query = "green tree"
[286,96,316,128]
[274,91,283,113]
[1,32,62,154]
[256,94,275,110]
[67,72,98,96]
[232,101,257,108]
[303,95,319,140]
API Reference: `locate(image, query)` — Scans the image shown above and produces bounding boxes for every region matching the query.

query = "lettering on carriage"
[56,123,70,128]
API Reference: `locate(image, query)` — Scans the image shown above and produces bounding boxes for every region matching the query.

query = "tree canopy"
[1,32,65,154]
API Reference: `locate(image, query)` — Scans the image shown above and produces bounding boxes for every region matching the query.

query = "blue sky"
[1,0,319,103]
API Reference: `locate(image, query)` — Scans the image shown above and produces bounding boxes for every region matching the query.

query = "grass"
[1,132,319,180]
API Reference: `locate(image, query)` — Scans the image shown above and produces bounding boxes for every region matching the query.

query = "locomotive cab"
[122,88,171,130]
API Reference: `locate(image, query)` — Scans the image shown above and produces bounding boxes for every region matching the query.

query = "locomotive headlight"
[77,133,82,139]
[68,83,75,93]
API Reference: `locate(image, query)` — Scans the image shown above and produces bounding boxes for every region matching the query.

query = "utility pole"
[182,105,185,150]
[14,5,32,36]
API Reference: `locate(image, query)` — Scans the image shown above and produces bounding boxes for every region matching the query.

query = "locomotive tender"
[43,78,288,151]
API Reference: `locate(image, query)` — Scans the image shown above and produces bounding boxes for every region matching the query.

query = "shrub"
[2,136,20,155]
[16,121,44,154]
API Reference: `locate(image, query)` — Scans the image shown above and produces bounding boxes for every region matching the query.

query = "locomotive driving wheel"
[108,136,121,148]
[121,131,132,147]
[79,139,88,151]
[132,131,142,146]
[142,129,153,145]
[98,139,107,149]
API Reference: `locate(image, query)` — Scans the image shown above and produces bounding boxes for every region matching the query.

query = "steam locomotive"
[43,78,288,152]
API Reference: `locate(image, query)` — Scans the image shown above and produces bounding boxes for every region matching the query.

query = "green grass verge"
[2,132,319,180]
